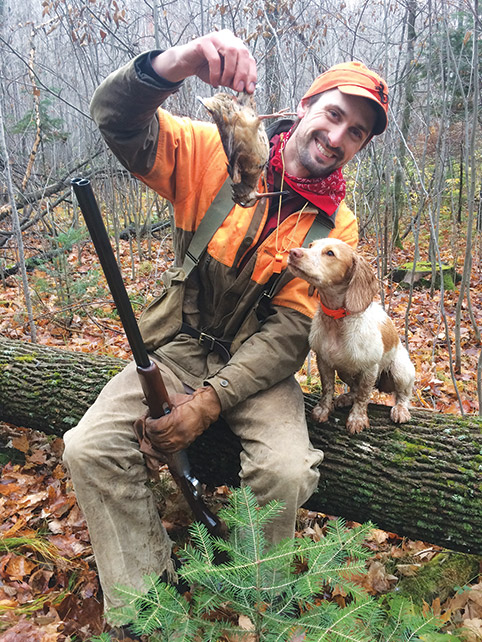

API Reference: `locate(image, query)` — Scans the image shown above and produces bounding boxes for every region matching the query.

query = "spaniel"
[288,238,415,434]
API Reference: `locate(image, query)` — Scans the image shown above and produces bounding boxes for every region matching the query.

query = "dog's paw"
[346,413,369,434]
[391,404,411,423]
[334,392,354,408]
[312,403,331,424]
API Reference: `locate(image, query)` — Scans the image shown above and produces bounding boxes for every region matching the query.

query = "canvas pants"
[62,357,323,612]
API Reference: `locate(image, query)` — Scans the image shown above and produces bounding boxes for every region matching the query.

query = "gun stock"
[71,177,227,540]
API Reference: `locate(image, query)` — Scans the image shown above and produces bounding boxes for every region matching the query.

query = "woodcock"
[198,92,281,208]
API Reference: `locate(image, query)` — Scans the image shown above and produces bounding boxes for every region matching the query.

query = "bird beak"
[255,190,290,200]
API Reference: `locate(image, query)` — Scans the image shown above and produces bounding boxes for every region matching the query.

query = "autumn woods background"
[0,0,481,414]
[0,0,481,639]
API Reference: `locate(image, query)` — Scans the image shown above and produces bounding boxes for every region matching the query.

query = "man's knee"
[242,444,321,496]
[63,412,141,477]
[63,422,89,469]
[276,447,318,481]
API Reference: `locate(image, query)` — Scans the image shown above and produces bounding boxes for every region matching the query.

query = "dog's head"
[287,238,378,314]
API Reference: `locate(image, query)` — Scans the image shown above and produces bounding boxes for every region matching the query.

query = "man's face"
[283,88,377,179]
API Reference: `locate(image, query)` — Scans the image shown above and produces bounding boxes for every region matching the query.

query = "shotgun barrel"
[71,177,227,538]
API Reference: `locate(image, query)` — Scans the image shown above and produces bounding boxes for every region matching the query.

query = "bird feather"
[198,92,269,207]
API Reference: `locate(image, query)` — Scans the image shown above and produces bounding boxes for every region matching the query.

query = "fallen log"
[0,335,481,554]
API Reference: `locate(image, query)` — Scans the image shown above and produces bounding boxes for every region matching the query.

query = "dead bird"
[198,92,288,207]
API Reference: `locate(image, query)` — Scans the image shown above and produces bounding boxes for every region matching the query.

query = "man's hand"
[136,385,221,454]
[152,29,257,94]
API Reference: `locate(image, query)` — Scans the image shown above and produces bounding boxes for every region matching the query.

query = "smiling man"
[279,61,387,183]
[63,30,388,639]
[286,89,376,177]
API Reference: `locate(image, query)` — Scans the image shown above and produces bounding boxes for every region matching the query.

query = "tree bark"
[0,336,481,554]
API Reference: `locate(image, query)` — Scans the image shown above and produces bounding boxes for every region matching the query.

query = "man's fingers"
[197,38,223,87]
[220,47,257,93]
[243,54,257,94]
[196,30,257,92]
[217,37,257,92]
[152,30,257,94]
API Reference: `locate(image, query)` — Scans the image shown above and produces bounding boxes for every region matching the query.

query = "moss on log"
[0,336,481,553]
[390,262,460,290]
[0,336,124,433]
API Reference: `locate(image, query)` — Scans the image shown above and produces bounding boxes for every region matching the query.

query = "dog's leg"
[389,347,415,424]
[345,367,378,434]
[312,354,335,424]
[334,391,355,407]
[334,375,356,408]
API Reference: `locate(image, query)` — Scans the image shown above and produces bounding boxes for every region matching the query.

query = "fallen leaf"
[17,491,49,510]
[362,560,398,594]
[3,554,37,581]
[460,618,482,641]
[0,619,45,642]
[367,528,391,546]
[29,568,54,594]
[26,450,47,466]
[449,583,482,620]
[238,614,254,630]
[10,435,30,454]
[47,534,90,558]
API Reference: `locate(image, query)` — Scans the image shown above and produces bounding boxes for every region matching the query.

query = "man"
[63,29,388,636]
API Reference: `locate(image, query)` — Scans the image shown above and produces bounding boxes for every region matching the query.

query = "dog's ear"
[344,253,378,314]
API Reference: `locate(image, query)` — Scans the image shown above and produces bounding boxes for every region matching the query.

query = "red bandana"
[270,130,346,216]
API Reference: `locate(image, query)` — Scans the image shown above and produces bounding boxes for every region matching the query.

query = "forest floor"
[0,216,481,640]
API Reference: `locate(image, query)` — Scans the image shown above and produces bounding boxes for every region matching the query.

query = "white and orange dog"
[288,239,415,434]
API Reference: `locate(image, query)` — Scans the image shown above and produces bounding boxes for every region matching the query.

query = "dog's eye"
[326,250,335,257]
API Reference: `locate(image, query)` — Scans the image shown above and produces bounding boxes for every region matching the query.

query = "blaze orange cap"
[302,61,389,135]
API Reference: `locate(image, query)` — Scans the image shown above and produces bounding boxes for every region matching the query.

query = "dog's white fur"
[288,238,415,434]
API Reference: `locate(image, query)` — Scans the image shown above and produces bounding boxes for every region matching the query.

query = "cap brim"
[338,84,388,135]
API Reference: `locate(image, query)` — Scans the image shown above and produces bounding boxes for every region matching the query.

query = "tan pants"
[62,357,323,612]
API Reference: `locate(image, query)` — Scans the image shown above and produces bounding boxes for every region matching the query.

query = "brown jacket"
[90,52,358,410]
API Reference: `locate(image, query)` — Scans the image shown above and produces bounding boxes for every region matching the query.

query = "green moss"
[409,488,432,504]
[400,261,434,271]
[471,455,482,471]
[396,261,457,290]
[107,367,123,378]
[13,353,38,362]
[396,552,481,604]
[451,494,465,503]
[47,372,63,387]
[459,467,476,479]
[400,260,449,271]
[391,438,435,465]
[402,441,431,454]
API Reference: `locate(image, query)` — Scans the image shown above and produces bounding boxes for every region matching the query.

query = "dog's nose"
[289,248,304,259]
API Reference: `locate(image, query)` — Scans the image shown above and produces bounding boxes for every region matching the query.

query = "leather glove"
[133,385,221,472]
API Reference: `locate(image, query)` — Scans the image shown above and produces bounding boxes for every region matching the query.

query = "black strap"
[180,322,232,362]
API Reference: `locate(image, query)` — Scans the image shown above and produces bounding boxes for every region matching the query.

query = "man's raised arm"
[150,29,257,93]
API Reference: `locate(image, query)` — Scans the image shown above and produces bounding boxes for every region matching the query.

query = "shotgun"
[71,177,227,539]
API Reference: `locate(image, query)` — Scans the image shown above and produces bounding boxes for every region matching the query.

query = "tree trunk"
[0,336,481,554]
[392,0,417,249]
